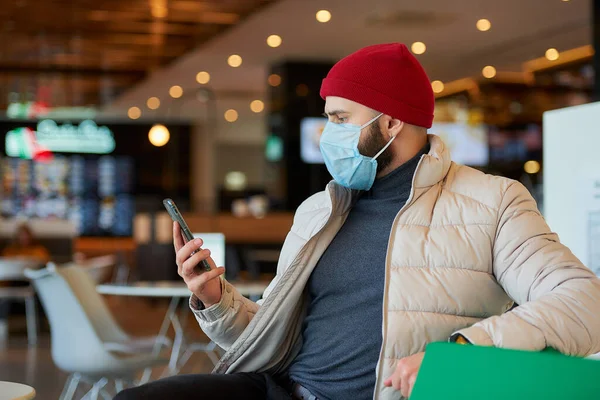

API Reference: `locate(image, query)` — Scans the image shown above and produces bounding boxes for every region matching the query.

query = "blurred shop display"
[0,155,134,236]
[430,122,488,167]
[300,117,327,164]
[431,47,593,204]
[0,119,192,237]
[267,61,334,210]
[231,195,270,218]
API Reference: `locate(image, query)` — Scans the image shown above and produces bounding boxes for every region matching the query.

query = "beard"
[358,121,394,173]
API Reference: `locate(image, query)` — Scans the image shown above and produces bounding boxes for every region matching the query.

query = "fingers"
[399,366,417,398]
[186,266,225,293]
[175,238,204,270]
[400,373,410,398]
[393,374,403,392]
[407,374,418,398]
[173,222,184,252]
[383,373,402,390]
[384,361,412,395]
[181,249,213,277]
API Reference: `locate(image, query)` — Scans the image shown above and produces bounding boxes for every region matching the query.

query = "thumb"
[383,378,392,387]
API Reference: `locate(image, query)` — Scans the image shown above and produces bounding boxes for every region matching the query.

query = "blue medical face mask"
[319,113,396,190]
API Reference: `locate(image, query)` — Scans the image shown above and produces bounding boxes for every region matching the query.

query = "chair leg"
[115,379,124,394]
[206,349,221,366]
[81,377,108,400]
[91,377,108,400]
[178,341,221,371]
[60,373,81,400]
[25,296,38,346]
[177,347,194,372]
[99,386,112,400]
[59,374,73,400]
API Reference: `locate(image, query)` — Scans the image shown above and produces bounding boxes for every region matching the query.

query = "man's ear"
[385,116,404,139]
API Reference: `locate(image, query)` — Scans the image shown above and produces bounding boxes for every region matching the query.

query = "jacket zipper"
[373,158,425,400]
[216,184,339,372]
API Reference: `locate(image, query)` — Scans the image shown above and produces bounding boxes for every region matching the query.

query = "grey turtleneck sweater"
[288,144,430,400]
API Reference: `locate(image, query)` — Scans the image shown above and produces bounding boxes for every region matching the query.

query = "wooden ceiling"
[0,0,276,110]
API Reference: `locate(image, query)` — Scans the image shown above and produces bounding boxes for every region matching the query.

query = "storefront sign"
[6,102,97,120]
[5,119,116,159]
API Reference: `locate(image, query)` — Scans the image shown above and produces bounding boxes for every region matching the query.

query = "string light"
[169,85,183,98]
[147,97,160,110]
[545,48,559,61]
[250,100,265,113]
[227,55,242,68]
[268,74,282,87]
[431,81,444,93]
[224,109,238,122]
[524,160,541,174]
[482,66,497,78]
[476,19,491,31]
[411,42,426,55]
[316,10,331,23]
[267,35,282,48]
[128,107,141,120]
[196,71,210,84]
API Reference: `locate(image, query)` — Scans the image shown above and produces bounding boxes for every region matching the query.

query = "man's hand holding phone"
[173,221,225,308]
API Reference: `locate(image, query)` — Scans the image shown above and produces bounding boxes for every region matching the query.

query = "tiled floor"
[0,297,215,399]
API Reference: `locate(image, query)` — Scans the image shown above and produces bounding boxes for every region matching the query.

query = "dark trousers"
[114,373,293,400]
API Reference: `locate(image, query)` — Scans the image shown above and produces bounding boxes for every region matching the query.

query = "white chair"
[0,258,42,346]
[76,254,117,284]
[54,264,171,354]
[25,266,167,400]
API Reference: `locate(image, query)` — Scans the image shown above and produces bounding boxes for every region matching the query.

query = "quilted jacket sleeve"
[456,181,600,356]
[189,230,296,350]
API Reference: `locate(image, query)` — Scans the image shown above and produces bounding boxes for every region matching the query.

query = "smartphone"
[163,198,212,272]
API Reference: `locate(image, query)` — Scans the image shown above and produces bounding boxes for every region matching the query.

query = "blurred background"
[0,0,597,398]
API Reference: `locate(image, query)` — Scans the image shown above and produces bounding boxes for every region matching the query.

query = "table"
[0,381,36,400]
[96,280,268,375]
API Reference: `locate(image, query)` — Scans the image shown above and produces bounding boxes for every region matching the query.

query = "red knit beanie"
[320,43,434,128]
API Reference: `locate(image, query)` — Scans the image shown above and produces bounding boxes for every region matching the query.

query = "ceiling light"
[224,109,238,122]
[524,160,541,174]
[431,80,444,94]
[482,65,497,79]
[316,10,331,23]
[148,124,170,147]
[250,100,265,113]
[147,97,160,110]
[127,106,141,120]
[227,54,242,68]
[196,71,210,84]
[411,42,426,55]
[476,19,491,32]
[268,74,282,87]
[267,35,282,48]
[545,48,559,61]
[169,85,183,99]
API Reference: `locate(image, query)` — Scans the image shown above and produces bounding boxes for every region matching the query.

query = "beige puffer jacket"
[192,134,600,399]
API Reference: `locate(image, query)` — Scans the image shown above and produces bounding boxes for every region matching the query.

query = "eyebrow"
[323,109,349,117]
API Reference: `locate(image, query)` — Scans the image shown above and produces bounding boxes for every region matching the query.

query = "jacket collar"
[327,134,452,215]
[414,134,452,189]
